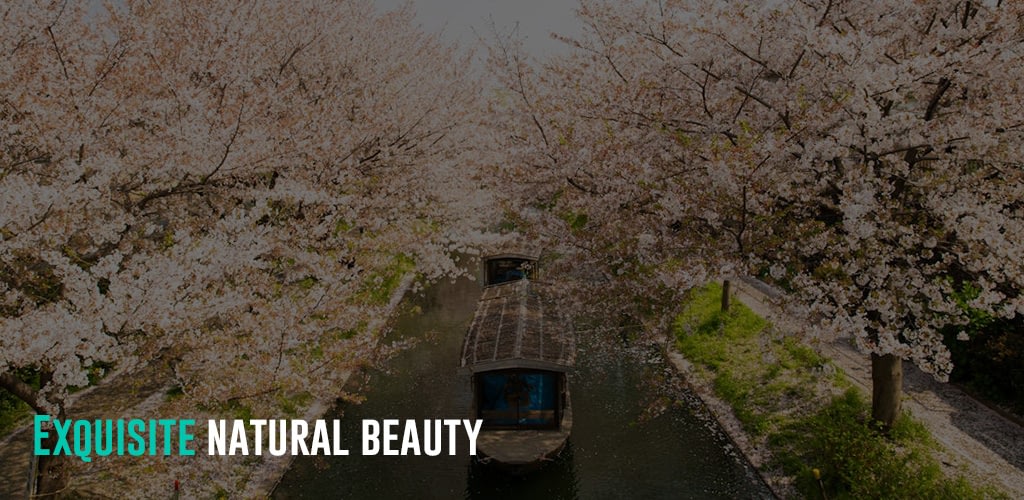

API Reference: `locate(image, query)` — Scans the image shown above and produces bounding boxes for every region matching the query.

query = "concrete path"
[0,422,33,498]
[0,359,174,499]
[733,277,1024,498]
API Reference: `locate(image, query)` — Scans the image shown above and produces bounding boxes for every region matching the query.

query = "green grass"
[674,283,1005,499]
[0,390,32,436]
[0,368,40,436]
[357,253,415,305]
[769,389,996,499]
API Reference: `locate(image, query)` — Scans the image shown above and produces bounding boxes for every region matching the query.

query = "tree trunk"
[0,371,70,497]
[871,352,902,429]
[34,437,69,497]
[721,279,731,312]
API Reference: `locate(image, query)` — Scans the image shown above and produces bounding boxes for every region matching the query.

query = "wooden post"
[871,352,902,430]
[721,279,732,312]
[27,450,38,498]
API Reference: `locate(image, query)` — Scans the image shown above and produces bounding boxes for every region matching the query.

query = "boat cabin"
[475,368,563,430]
[481,251,540,286]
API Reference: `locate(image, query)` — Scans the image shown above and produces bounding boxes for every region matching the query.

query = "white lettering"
[463,419,482,456]
[310,420,330,455]
[291,420,310,455]
[229,419,248,455]
[332,420,349,456]
[208,420,226,455]
[383,419,399,456]
[401,421,419,456]
[444,419,460,455]
[251,420,266,456]
[423,419,441,456]
[268,420,286,456]
[362,420,380,455]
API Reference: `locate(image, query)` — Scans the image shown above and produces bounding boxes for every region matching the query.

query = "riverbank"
[241,272,416,498]
[0,273,415,499]
[666,281,1021,499]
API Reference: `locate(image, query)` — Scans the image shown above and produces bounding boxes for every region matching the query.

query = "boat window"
[485,258,533,286]
[476,370,559,429]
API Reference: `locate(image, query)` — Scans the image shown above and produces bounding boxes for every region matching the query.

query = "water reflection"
[273,276,771,499]
[465,442,579,499]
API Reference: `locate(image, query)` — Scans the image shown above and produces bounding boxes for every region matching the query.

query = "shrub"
[945,312,1024,416]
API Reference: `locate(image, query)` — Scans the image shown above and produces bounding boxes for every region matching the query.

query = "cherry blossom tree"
[1,0,482,494]
[484,21,711,331]
[488,0,1024,427]
[680,0,1024,427]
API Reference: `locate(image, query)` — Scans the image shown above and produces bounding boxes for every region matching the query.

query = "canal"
[273,276,773,499]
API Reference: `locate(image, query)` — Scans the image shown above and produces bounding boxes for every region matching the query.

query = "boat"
[460,252,575,473]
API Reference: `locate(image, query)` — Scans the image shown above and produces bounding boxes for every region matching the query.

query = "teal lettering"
[179,420,195,456]
[52,419,72,455]
[117,419,125,455]
[127,419,145,456]
[95,420,112,457]
[33,415,51,456]
[72,420,92,462]
[159,419,175,455]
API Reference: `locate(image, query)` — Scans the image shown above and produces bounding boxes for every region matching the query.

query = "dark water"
[273,277,772,499]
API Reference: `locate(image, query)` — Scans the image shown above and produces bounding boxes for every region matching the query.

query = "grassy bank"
[0,391,31,436]
[673,283,1005,499]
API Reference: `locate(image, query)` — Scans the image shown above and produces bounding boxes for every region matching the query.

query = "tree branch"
[924,77,951,121]
[0,371,45,414]
[45,26,72,96]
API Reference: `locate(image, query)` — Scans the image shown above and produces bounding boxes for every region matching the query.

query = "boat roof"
[481,243,541,263]
[482,251,539,263]
[461,279,575,373]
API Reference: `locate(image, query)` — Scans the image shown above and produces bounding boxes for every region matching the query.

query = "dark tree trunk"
[721,279,732,312]
[0,371,70,497]
[34,434,69,497]
[871,352,902,429]
[0,372,41,411]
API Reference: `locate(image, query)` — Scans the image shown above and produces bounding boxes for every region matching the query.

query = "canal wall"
[662,329,791,498]
[242,272,417,498]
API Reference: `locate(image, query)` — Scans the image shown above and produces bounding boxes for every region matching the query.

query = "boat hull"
[474,397,572,474]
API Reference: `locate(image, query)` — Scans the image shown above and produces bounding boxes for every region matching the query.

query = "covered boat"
[461,254,574,472]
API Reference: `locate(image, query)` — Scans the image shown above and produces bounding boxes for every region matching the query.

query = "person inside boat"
[503,373,533,409]
[486,258,532,285]
[478,371,559,428]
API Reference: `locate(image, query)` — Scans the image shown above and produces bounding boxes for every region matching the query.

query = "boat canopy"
[461,279,574,373]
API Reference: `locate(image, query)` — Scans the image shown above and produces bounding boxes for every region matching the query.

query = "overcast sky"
[374,0,584,59]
